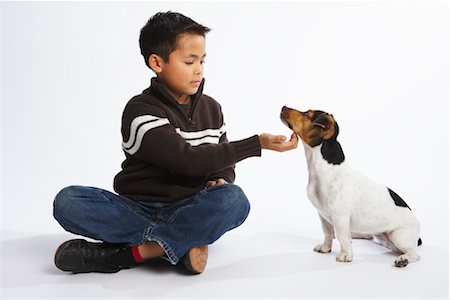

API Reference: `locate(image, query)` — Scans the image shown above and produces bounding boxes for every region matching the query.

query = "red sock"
[131,246,144,263]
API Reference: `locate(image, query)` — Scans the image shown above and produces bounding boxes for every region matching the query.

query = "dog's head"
[280,106,339,147]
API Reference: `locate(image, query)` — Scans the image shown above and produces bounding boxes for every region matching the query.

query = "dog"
[280,106,421,267]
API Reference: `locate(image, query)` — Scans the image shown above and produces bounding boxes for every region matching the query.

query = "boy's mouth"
[190,80,202,87]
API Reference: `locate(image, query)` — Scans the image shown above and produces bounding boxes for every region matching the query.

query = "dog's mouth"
[281,118,292,130]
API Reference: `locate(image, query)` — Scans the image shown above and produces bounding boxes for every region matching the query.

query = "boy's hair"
[139,11,211,68]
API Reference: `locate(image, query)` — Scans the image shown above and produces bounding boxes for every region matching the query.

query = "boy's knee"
[217,184,250,218]
[53,186,83,221]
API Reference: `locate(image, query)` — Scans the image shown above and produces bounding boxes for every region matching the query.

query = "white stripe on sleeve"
[122,115,169,155]
[175,124,226,146]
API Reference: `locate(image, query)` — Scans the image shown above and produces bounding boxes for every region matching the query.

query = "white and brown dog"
[280,106,421,267]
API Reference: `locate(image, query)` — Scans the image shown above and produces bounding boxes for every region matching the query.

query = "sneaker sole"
[187,245,208,274]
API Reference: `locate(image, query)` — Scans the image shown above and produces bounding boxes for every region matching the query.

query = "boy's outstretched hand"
[259,132,298,152]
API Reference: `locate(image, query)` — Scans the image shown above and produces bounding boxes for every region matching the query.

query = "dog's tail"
[418,238,423,246]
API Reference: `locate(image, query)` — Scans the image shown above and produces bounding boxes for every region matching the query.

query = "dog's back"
[305,142,418,231]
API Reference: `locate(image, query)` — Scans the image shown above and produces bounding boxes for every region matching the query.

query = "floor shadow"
[2,231,448,299]
[1,232,327,291]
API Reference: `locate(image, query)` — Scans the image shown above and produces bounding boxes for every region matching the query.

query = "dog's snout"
[280,106,293,129]
[280,106,290,119]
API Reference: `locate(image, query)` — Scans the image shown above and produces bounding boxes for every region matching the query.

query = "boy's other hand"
[259,132,298,152]
[206,178,228,187]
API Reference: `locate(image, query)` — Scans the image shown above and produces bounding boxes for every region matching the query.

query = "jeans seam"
[139,226,152,245]
[147,234,179,265]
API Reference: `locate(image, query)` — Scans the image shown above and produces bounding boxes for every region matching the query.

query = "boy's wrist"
[258,134,270,149]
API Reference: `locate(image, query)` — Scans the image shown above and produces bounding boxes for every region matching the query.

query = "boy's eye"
[184,60,205,65]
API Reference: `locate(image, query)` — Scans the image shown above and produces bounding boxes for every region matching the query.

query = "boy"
[53,11,298,275]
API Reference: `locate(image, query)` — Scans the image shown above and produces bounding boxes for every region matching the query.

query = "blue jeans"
[53,184,250,265]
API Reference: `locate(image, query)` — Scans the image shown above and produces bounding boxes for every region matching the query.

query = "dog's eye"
[303,112,309,118]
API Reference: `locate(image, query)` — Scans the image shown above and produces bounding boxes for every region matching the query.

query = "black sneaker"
[54,239,137,273]
[181,245,208,275]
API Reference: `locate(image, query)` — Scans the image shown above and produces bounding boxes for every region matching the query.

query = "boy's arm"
[121,105,261,177]
[204,133,299,186]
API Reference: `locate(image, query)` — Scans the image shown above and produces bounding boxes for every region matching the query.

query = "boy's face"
[155,33,206,102]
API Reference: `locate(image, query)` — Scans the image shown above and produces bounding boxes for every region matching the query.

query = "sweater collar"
[145,77,205,107]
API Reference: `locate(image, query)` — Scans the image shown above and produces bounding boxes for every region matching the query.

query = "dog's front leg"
[333,216,353,262]
[314,214,334,253]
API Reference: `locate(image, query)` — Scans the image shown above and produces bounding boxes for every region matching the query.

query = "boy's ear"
[148,54,163,73]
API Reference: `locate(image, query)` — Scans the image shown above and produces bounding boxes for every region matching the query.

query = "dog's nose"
[281,106,289,118]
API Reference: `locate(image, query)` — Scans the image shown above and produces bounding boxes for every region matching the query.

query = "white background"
[1,1,449,299]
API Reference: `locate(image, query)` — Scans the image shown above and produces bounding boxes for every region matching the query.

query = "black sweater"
[113,78,262,202]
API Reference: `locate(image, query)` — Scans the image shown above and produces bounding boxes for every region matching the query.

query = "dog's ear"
[312,113,329,128]
[312,114,335,140]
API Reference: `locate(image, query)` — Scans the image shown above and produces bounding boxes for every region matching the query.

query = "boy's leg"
[53,185,163,273]
[53,185,153,245]
[53,184,250,274]
[149,183,250,266]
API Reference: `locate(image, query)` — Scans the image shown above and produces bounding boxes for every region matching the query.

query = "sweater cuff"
[231,134,262,162]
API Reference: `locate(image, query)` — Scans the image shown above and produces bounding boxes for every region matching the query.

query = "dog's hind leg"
[387,228,421,268]
[374,233,401,252]
[314,214,334,253]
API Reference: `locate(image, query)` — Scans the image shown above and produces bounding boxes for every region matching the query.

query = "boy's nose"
[195,66,203,75]
[197,61,204,72]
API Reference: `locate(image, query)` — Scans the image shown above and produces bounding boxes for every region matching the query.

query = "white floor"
[1,230,448,299]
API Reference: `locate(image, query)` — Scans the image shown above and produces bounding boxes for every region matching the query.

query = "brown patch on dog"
[280,106,336,147]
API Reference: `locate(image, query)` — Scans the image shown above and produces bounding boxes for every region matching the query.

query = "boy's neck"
[158,80,191,105]
[176,94,191,105]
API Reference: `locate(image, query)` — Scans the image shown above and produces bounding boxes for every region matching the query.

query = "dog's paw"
[336,252,353,262]
[395,257,409,268]
[395,254,410,268]
[314,244,332,253]
[394,251,420,267]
